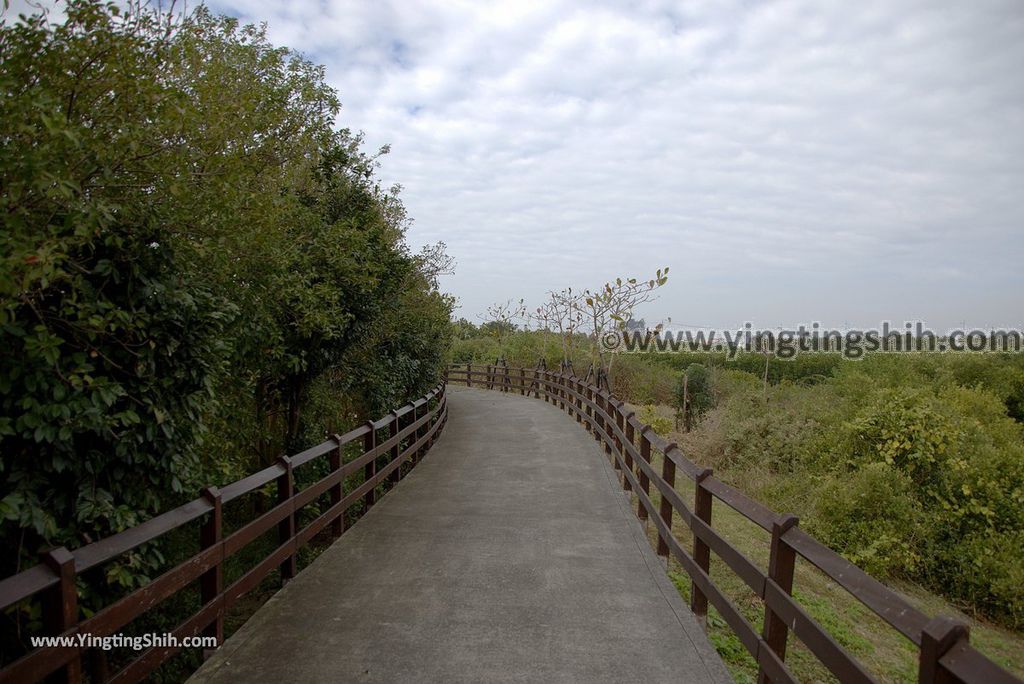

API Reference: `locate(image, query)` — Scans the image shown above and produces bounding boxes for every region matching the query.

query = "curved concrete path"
[190,386,731,683]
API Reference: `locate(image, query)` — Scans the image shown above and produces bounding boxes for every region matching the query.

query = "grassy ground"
[614,403,1024,683]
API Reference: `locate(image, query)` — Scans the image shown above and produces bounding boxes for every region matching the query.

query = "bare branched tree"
[479,298,526,360]
[479,267,668,389]
[533,287,584,366]
[582,267,669,378]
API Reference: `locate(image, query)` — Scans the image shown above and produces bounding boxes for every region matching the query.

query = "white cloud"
[26,0,1024,328]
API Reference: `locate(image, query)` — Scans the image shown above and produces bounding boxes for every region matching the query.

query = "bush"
[677,353,1024,627]
[674,363,714,423]
[944,529,1024,628]
[638,405,673,436]
[846,388,957,488]
[809,463,929,577]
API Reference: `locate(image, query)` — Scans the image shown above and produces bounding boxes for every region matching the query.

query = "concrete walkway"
[190,386,731,683]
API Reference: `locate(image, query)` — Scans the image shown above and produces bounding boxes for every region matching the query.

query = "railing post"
[427,394,438,450]
[276,455,297,584]
[612,400,623,474]
[466,363,472,387]
[89,650,110,684]
[520,368,526,395]
[622,410,635,492]
[422,403,432,454]
[692,468,713,629]
[574,377,583,423]
[41,547,80,684]
[638,427,652,520]
[199,486,223,656]
[600,393,613,457]
[758,513,799,684]
[918,616,969,684]
[413,405,423,465]
[570,376,575,414]
[329,435,344,537]
[543,369,550,402]
[363,421,376,510]
[504,365,510,392]
[589,385,598,432]
[657,443,678,557]
[487,364,493,390]
[389,411,401,484]
[422,402,430,454]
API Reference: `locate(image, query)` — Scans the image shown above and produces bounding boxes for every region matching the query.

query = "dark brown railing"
[0,384,448,684]
[447,363,1021,684]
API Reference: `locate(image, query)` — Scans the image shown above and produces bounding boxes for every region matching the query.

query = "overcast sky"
[25,0,1024,330]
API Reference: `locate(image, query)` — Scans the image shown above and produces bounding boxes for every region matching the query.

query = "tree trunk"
[285,375,305,452]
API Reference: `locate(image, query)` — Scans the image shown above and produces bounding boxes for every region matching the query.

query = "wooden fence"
[447,363,1020,684]
[0,384,448,683]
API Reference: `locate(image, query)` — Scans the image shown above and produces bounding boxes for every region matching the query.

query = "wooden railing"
[448,363,1020,684]
[0,384,448,683]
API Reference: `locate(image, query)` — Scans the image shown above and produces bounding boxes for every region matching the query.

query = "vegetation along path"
[189,386,731,683]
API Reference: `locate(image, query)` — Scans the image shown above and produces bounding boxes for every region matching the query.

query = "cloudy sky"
[28,0,1024,329]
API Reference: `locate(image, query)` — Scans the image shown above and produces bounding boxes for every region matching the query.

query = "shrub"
[809,463,929,577]
[845,388,957,488]
[942,529,1024,629]
[638,404,673,436]
[674,363,714,421]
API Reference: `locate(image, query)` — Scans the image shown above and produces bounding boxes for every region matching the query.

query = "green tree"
[0,0,452,604]
[674,363,713,429]
[0,1,239,578]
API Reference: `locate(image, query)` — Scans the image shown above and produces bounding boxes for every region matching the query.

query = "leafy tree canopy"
[0,1,452,588]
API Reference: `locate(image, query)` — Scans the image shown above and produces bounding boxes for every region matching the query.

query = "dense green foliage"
[451,326,1024,628]
[705,357,1024,627]
[0,0,450,599]
[674,363,713,422]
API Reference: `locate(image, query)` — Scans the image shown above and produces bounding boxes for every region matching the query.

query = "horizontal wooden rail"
[0,384,448,684]
[447,364,1021,684]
